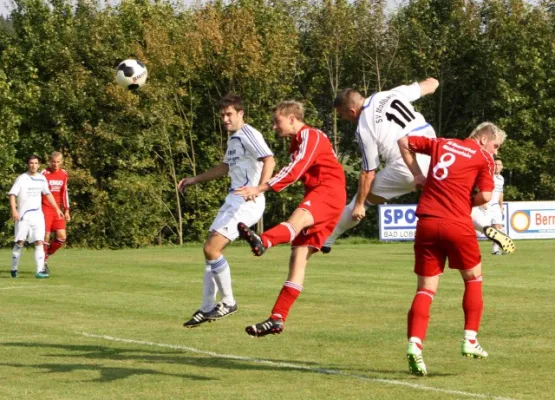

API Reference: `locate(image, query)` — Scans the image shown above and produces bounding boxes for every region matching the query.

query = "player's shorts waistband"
[409,123,431,133]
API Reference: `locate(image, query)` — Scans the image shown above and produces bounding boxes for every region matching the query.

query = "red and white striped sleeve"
[62,170,70,210]
[268,128,320,192]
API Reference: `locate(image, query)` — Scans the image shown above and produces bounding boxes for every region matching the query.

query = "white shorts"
[210,193,265,241]
[370,154,431,200]
[472,205,504,227]
[14,213,45,243]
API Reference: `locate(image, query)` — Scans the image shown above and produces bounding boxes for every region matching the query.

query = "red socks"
[261,222,297,248]
[407,288,435,342]
[270,281,302,322]
[463,276,483,331]
[47,238,65,257]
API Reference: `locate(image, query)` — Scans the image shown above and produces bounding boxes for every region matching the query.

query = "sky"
[0,0,404,17]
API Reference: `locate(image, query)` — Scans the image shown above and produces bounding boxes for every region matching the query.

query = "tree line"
[0,0,554,248]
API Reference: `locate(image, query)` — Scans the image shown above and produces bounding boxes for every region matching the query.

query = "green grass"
[0,240,553,400]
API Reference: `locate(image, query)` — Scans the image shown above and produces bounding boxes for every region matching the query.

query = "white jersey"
[224,124,273,190]
[357,82,436,171]
[8,173,51,220]
[488,174,504,206]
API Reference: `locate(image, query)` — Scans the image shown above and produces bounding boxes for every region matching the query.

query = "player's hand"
[413,174,426,190]
[56,208,64,219]
[65,210,71,222]
[235,186,261,202]
[351,204,366,221]
[178,177,196,193]
[11,211,20,221]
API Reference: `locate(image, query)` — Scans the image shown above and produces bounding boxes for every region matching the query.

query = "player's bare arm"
[398,136,426,189]
[473,191,493,207]
[235,182,270,199]
[9,195,20,221]
[241,156,276,202]
[418,77,439,97]
[178,162,229,192]
[46,194,64,219]
[352,170,376,221]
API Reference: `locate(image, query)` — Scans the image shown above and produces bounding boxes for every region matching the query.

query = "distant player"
[321,78,438,253]
[179,93,275,328]
[42,152,71,273]
[471,159,507,255]
[397,122,509,376]
[9,155,64,279]
[236,100,346,337]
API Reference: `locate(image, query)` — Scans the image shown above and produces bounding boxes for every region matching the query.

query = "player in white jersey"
[179,93,275,328]
[472,159,508,254]
[8,155,64,278]
[321,78,439,253]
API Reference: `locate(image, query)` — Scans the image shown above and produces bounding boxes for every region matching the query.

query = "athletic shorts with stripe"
[293,188,346,249]
[414,217,481,277]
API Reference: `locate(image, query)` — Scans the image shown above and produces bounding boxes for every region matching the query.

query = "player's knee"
[203,243,221,259]
[55,238,66,244]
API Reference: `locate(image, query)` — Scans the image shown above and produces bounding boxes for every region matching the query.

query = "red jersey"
[268,125,345,194]
[409,136,494,222]
[41,168,70,211]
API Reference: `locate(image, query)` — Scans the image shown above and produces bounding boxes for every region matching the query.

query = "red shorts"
[414,218,481,277]
[44,211,66,233]
[292,188,346,250]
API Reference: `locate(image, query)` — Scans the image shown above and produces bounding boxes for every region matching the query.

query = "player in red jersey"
[235,100,346,337]
[41,152,71,273]
[397,122,507,376]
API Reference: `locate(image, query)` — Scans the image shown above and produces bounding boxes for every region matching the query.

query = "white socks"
[11,244,22,270]
[34,245,45,273]
[323,196,369,247]
[200,265,218,313]
[207,255,235,307]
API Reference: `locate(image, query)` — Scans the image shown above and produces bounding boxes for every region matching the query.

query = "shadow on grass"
[0,361,213,383]
[0,269,36,279]
[2,341,409,378]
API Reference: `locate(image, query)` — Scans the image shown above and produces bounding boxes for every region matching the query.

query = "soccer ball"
[115,59,148,90]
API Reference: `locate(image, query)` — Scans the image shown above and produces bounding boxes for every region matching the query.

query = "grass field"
[0,239,553,400]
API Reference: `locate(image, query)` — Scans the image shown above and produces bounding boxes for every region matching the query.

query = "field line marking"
[81,332,513,400]
[0,285,71,291]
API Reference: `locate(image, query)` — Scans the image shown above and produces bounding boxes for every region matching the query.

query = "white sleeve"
[391,82,422,102]
[41,178,51,195]
[8,176,22,196]
[356,121,380,171]
[241,126,274,158]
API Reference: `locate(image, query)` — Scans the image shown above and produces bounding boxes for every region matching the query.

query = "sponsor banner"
[379,203,511,242]
[507,201,555,239]
[378,204,418,241]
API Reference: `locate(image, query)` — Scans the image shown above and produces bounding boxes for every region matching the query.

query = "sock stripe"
[465,275,483,283]
[415,288,435,299]
[284,281,303,292]
[280,222,297,242]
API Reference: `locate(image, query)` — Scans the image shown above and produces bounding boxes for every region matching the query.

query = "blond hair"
[468,122,506,144]
[50,151,63,160]
[273,101,305,121]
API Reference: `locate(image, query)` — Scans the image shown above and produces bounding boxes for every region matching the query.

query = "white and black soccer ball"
[115,59,148,90]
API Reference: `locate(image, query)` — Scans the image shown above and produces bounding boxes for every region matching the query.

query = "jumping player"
[179,93,275,328]
[236,100,346,337]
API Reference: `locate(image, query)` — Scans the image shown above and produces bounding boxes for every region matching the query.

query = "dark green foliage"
[0,0,553,247]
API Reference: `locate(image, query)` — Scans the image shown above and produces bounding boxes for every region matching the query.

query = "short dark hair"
[27,154,41,163]
[333,88,361,110]
[218,93,244,112]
